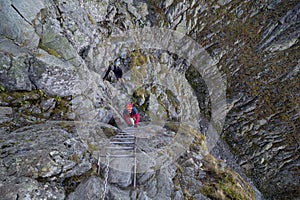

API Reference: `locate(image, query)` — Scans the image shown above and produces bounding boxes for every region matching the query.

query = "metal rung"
[114,135,135,137]
[106,146,134,150]
[97,129,137,190]
[111,138,135,140]
[113,137,135,140]
[116,134,135,136]
[110,141,135,144]
[98,154,134,157]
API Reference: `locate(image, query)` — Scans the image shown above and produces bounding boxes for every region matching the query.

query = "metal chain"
[97,156,101,175]
[101,153,110,200]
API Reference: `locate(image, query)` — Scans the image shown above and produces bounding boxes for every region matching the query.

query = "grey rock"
[0,107,13,116]
[258,2,300,52]
[0,177,65,200]
[40,98,56,111]
[136,191,151,200]
[108,167,132,188]
[164,0,174,8]
[28,50,83,97]
[173,190,184,200]
[38,27,80,66]
[67,176,102,200]
[0,0,44,47]
[193,193,210,200]
[0,0,298,199]
[156,166,176,199]
[0,48,32,91]
[217,0,232,6]
[267,0,282,10]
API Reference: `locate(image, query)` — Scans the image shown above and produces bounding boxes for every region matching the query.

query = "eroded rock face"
[0,0,299,199]
[0,121,255,200]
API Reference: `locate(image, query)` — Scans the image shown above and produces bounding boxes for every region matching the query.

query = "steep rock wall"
[0,0,299,199]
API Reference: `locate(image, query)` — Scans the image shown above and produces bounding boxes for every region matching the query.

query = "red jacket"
[130,106,139,125]
[123,106,139,125]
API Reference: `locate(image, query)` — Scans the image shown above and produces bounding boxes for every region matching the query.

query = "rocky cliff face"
[0,0,299,199]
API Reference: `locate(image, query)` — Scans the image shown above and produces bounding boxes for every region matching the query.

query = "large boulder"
[0,0,44,47]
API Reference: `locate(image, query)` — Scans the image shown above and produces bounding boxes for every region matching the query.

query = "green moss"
[55,96,61,102]
[165,89,180,112]
[175,162,183,174]
[68,154,80,164]
[163,121,180,132]
[38,39,61,58]
[0,90,39,107]
[173,176,181,190]
[147,0,169,26]
[190,132,206,151]
[47,48,61,57]
[199,155,255,200]
[51,96,71,119]
[171,126,252,199]
[102,127,117,137]
[58,121,74,132]
[20,100,30,106]
[129,50,147,69]
[201,185,215,196]
[87,143,98,153]
[134,87,147,97]
[38,89,47,98]
[132,87,150,114]
[183,189,194,200]
[0,90,72,129]
[87,13,94,24]
[0,85,5,92]
[63,163,98,195]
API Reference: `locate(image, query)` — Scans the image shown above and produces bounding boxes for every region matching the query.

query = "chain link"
[97,156,101,175]
[101,153,110,200]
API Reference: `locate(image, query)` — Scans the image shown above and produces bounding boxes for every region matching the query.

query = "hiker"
[103,59,125,84]
[123,103,139,127]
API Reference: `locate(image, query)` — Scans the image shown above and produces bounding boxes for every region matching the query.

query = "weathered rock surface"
[0,0,299,199]
[0,121,255,200]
